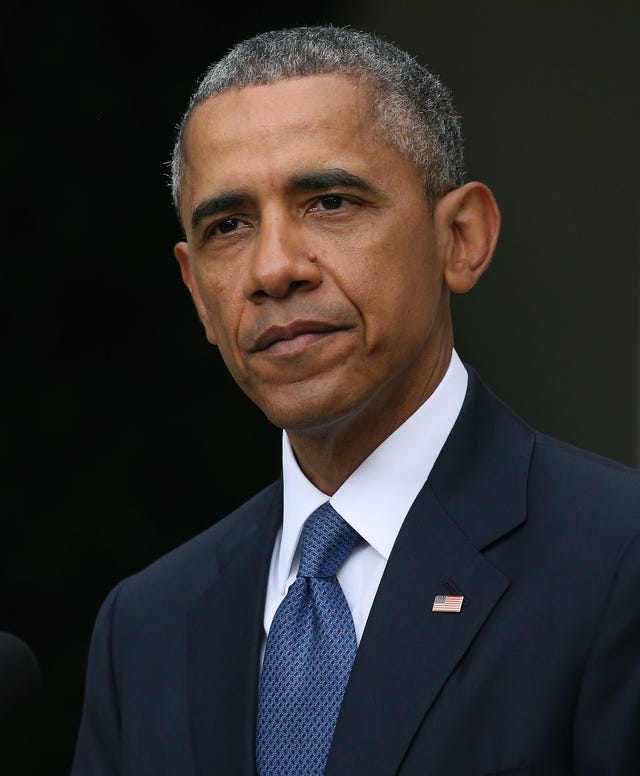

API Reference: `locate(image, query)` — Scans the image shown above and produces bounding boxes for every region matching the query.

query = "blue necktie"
[256,502,362,775]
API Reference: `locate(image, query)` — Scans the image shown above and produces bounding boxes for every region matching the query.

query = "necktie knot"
[297,502,362,579]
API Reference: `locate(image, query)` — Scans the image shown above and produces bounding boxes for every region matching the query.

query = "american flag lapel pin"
[432,594,464,613]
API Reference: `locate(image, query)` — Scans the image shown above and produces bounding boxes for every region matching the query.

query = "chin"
[260,405,337,434]
[257,391,365,436]
[242,371,372,434]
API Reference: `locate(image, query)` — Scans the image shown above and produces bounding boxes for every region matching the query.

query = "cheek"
[362,262,443,368]
[192,278,243,354]
[347,234,437,316]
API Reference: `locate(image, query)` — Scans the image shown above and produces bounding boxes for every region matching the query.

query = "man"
[71,25,640,775]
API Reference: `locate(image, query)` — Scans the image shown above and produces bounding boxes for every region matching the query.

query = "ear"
[435,182,500,294]
[174,241,218,345]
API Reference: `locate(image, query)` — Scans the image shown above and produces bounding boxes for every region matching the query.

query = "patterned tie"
[256,502,362,775]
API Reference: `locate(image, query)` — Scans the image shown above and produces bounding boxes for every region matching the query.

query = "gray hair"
[170,25,465,217]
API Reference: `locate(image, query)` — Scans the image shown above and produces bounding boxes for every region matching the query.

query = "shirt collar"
[278,349,468,593]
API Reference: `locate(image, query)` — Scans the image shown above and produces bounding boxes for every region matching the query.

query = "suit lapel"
[327,369,534,775]
[326,485,510,774]
[187,482,282,776]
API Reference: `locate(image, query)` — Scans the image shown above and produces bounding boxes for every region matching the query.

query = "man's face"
[176,75,453,435]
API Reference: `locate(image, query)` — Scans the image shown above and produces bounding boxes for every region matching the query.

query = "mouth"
[251,320,345,356]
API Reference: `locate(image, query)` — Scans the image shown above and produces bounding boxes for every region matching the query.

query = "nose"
[243,216,322,301]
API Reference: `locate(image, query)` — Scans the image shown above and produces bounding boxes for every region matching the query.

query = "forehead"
[179,75,410,208]
[183,74,374,154]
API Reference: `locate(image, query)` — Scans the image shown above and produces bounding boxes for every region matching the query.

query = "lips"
[251,320,344,354]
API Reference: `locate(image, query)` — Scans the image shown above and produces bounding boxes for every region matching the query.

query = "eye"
[203,216,252,244]
[313,195,349,211]
[214,217,244,235]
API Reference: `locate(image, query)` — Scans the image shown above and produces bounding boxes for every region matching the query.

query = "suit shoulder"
[530,431,640,532]
[533,430,640,482]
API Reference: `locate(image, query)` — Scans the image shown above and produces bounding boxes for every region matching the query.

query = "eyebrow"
[289,168,377,195]
[191,190,249,231]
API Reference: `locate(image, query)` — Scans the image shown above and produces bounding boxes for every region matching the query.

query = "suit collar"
[186,480,282,776]
[428,365,534,549]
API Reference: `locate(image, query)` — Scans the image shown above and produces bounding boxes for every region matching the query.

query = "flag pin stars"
[432,594,464,613]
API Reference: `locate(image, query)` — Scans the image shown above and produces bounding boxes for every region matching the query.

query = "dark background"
[2,2,638,773]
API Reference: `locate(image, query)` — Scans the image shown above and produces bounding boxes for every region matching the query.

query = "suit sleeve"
[574,528,640,775]
[71,582,125,776]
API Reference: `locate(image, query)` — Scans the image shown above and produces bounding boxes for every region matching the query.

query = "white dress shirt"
[262,349,468,651]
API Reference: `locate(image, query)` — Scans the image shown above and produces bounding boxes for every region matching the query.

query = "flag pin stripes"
[432,594,464,613]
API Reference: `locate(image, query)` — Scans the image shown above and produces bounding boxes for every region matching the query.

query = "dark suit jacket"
[71,368,640,775]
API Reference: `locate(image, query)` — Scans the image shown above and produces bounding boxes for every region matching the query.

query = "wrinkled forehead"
[183,73,380,149]
[179,75,389,195]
